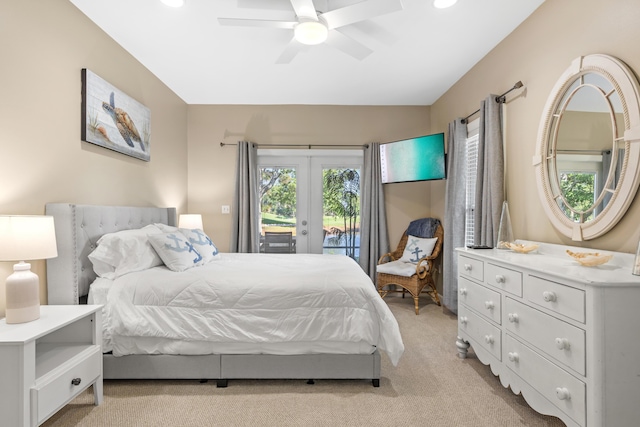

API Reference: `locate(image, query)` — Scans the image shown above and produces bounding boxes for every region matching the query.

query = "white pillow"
[148,232,204,272]
[88,224,163,279]
[179,228,220,263]
[399,235,438,264]
[154,223,179,233]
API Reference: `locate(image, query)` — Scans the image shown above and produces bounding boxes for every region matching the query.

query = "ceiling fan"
[217,0,404,64]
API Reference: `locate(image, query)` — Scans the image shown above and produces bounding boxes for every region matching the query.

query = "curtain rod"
[220,142,369,149]
[461,81,524,124]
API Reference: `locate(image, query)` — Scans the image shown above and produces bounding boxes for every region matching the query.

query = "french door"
[257,150,362,256]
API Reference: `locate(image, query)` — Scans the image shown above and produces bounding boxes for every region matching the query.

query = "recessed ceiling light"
[433,0,457,8]
[161,0,185,8]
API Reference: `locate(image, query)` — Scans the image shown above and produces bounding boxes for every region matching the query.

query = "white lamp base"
[5,261,40,324]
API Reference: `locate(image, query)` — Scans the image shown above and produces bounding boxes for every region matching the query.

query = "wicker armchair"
[377,219,443,315]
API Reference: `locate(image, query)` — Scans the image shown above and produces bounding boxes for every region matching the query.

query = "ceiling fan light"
[295,21,328,45]
[433,0,457,8]
[161,0,185,8]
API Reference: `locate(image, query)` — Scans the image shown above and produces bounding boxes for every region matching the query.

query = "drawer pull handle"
[459,288,467,296]
[555,337,570,350]
[555,387,571,401]
[543,291,557,302]
[507,352,519,362]
[508,313,519,323]
[484,301,495,310]
[495,275,505,284]
[464,264,472,271]
[484,335,494,344]
[71,378,82,386]
[460,316,468,325]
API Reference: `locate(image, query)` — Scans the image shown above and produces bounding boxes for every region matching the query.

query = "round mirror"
[534,54,640,241]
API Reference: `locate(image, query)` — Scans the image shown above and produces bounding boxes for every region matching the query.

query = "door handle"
[301,230,308,235]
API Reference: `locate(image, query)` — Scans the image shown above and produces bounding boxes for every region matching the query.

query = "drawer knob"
[508,313,519,323]
[484,301,495,310]
[495,275,505,284]
[543,291,557,302]
[71,378,82,386]
[460,316,468,325]
[507,352,519,362]
[555,387,571,401]
[464,264,472,271]
[555,337,570,350]
[459,288,467,296]
[484,334,494,344]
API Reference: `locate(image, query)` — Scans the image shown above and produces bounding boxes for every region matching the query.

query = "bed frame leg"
[216,379,228,388]
[372,379,380,387]
[307,379,315,385]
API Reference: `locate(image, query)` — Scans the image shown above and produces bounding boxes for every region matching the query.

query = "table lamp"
[178,214,203,230]
[0,215,58,324]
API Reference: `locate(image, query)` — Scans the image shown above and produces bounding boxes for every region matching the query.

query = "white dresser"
[456,242,640,427]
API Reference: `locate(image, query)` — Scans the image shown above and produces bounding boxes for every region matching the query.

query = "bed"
[45,203,404,387]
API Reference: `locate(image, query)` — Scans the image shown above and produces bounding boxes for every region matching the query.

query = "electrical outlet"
[221,205,230,214]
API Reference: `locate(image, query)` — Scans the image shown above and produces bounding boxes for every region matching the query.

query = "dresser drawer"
[458,276,501,324]
[525,276,585,323]
[459,254,484,282]
[458,305,501,360]
[505,298,585,376]
[32,345,102,425]
[485,263,522,296]
[504,335,585,426]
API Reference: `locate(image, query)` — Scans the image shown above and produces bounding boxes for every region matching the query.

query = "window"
[464,119,480,247]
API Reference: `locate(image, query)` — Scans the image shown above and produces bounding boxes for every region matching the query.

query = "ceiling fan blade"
[322,0,403,30]
[289,0,318,20]
[325,30,373,60]
[217,18,296,29]
[275,38,306,64]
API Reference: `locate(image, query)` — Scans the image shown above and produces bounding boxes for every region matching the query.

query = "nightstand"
[0,305,103,426]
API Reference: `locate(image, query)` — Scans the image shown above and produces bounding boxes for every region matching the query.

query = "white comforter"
[95,254,404,366]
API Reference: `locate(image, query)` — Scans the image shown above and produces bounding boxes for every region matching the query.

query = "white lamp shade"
[0,215,58,261]
[295,21,328,45]
[179,214,203,230]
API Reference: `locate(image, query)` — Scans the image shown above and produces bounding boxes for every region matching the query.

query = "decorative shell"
[566,249,613,266]
[505,242,539,254]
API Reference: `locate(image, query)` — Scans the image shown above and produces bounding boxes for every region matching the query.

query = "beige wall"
[186,105,434,251]
[430,0,640,253]
[0,0,189,307]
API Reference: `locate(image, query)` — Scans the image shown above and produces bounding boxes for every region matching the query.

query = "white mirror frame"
[534,54,640,241]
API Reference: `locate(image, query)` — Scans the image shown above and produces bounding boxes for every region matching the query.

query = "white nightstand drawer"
[485,263,522,296]
[504,334,585,426]
[32,345,102,425]
[459,255,484,282]
[458,305,501,360]
[458,276,501,324]
[505,298,585,376]
[525,275,585,323]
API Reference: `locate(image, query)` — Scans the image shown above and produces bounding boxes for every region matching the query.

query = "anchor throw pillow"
[148,232,204,272]
[179,228,220,264]
[399,235,438,264]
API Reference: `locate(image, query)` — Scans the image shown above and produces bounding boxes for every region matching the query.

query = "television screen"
[379,133,446,184]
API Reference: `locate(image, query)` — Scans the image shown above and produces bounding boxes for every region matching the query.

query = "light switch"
[222,205,230,214]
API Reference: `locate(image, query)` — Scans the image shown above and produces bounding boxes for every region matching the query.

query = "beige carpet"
[43,296,565,426]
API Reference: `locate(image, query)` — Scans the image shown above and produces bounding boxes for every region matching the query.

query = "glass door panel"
[259,166,298,253]
[321,167,361,261]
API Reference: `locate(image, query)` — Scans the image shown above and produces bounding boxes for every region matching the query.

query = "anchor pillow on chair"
[399,235,438,264]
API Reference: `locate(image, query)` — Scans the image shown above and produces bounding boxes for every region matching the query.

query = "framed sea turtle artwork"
[81,69,151,161]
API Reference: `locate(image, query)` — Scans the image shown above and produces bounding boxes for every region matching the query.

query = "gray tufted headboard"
[45,203,177,305]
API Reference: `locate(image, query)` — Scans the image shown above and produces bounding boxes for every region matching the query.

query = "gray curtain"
[600,148,623,212]
[359,142,389,283]
[230,141,260,253]
[443,119,468,313]
[474,95,504,247]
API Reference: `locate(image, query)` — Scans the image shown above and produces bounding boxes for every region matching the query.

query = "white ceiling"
[69,0,545,106]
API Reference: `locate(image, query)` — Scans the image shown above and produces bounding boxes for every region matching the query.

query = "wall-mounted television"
[379,133,446,184]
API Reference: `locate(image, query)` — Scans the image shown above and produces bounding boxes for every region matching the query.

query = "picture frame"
[81,69,151,161]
